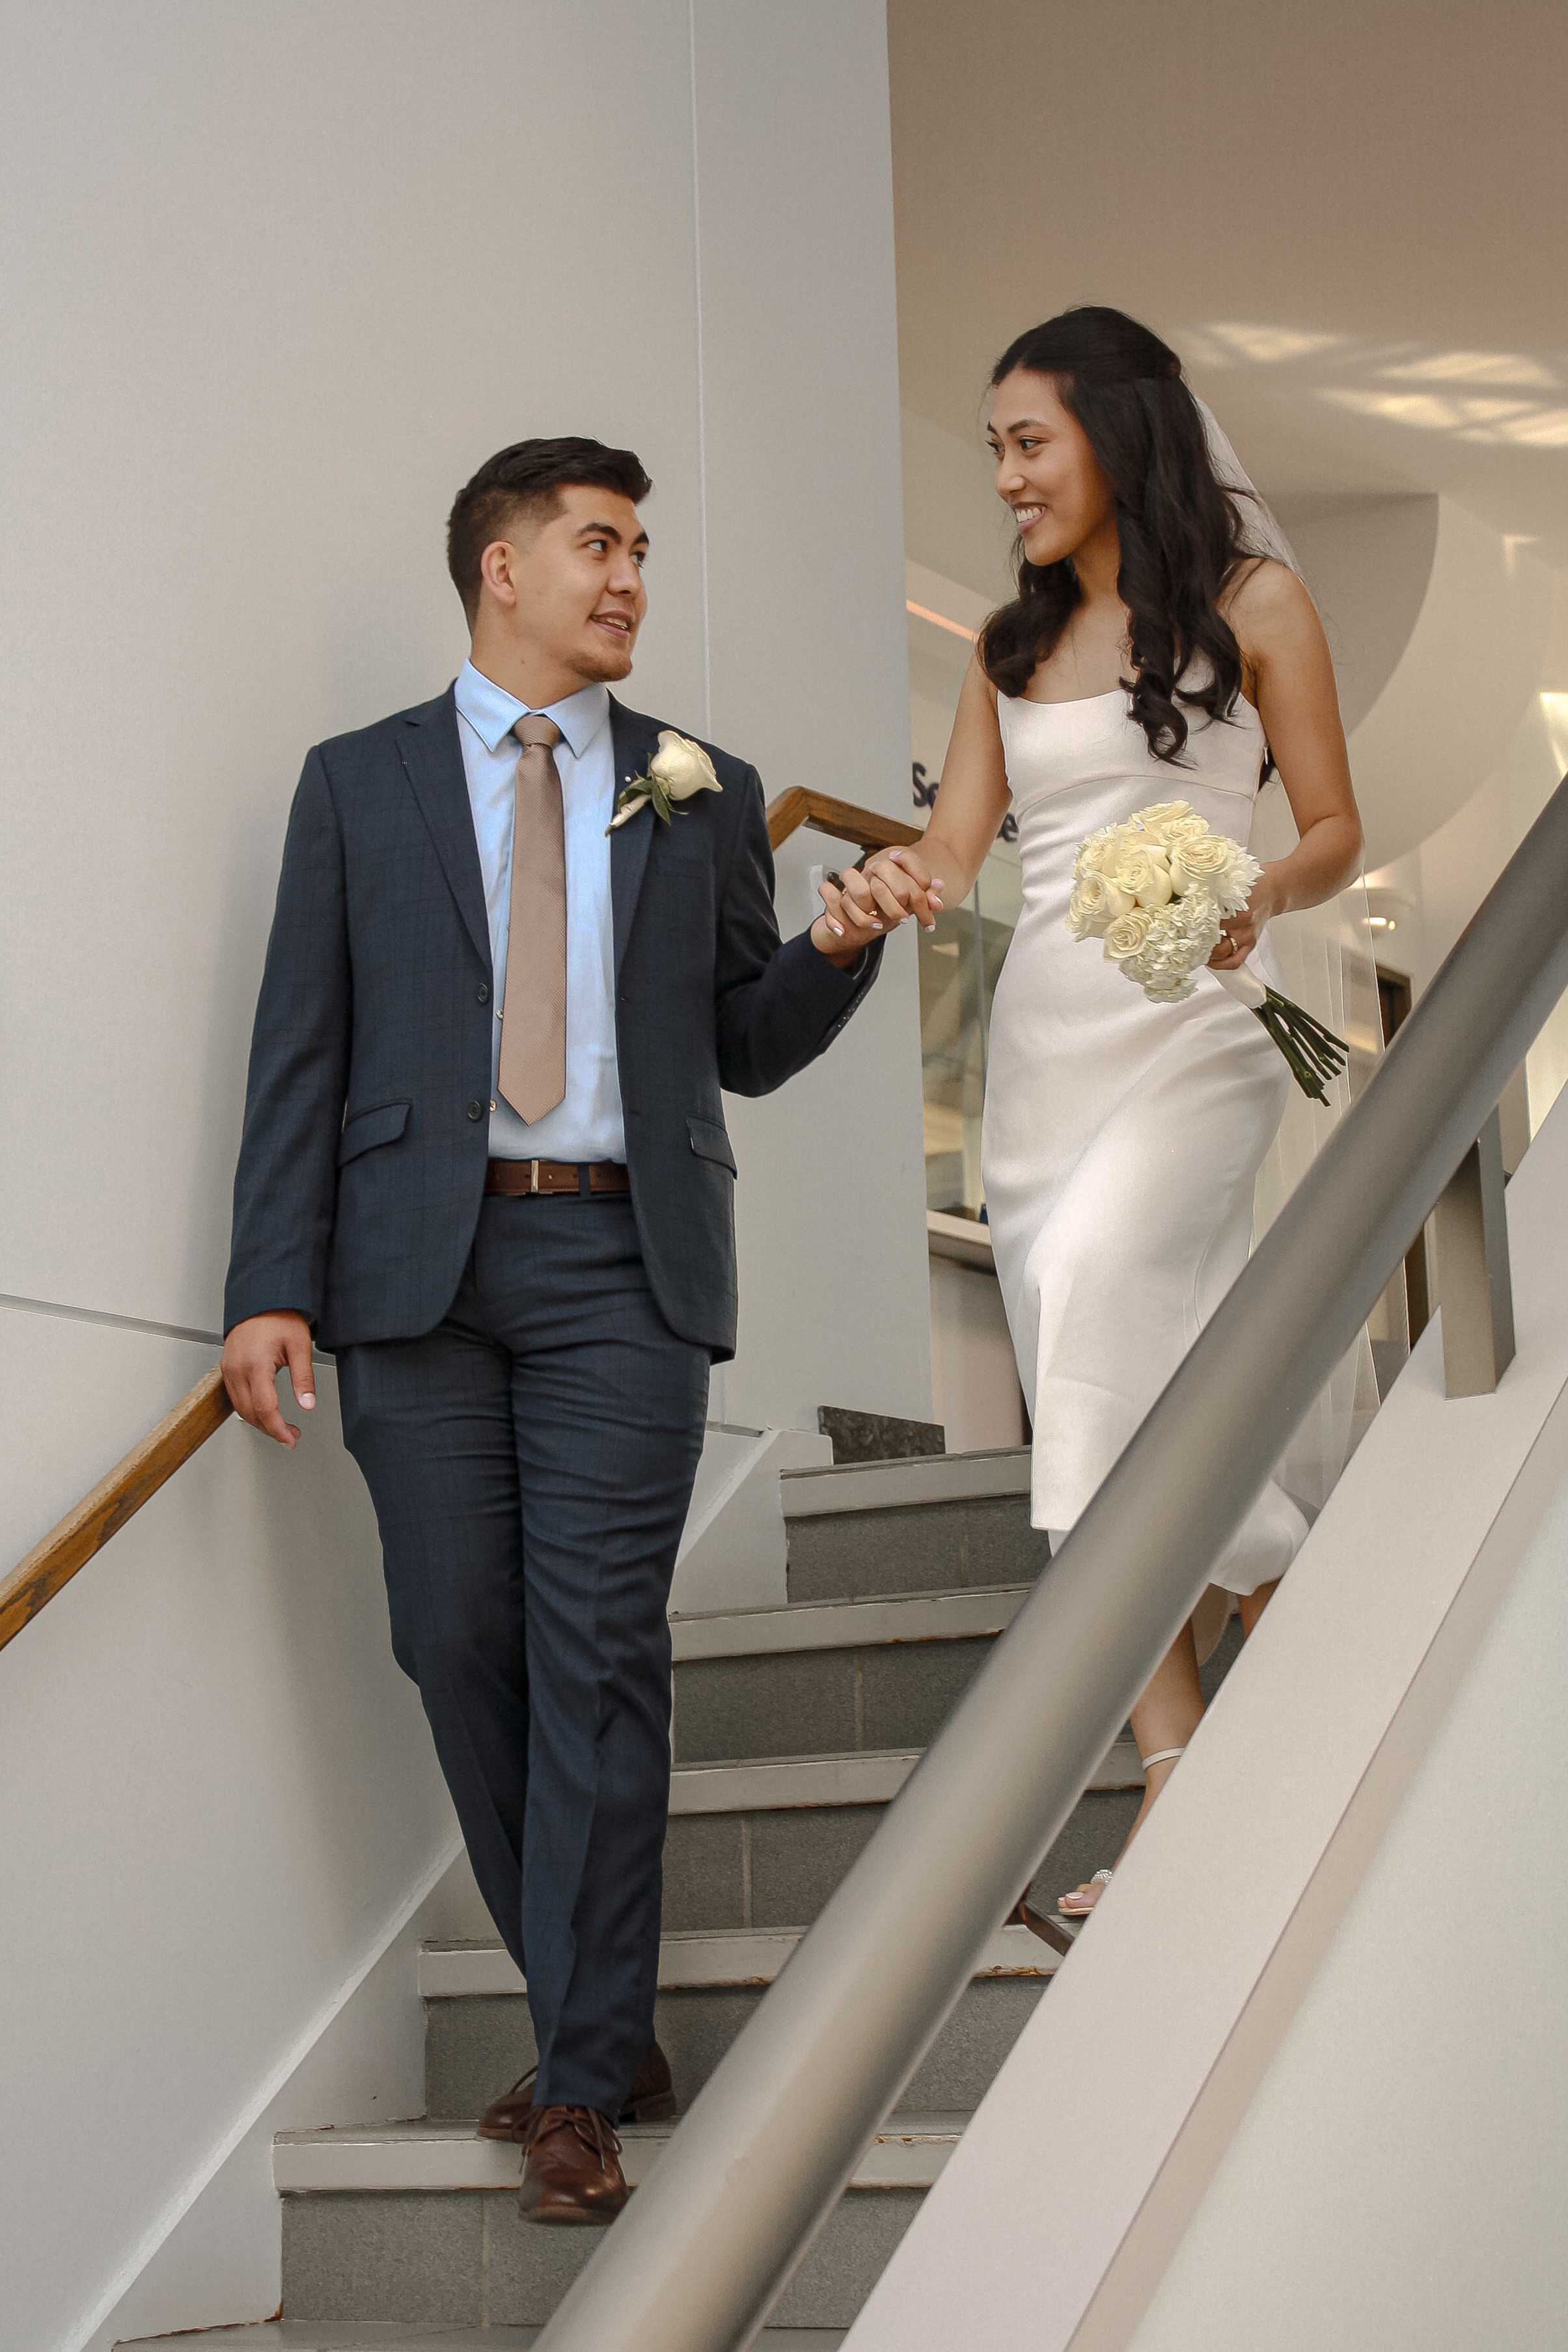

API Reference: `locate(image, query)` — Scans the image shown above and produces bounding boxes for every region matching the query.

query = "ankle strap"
[1140,1746,1187,1771]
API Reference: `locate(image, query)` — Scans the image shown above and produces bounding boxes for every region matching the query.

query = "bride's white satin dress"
[982,685,1307,1595]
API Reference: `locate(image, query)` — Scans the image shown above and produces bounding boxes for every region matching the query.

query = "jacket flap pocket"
[337,1100,411,1167]
[687,1114,737,1175]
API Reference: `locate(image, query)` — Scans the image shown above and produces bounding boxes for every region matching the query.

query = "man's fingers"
[284,1326,316,1412]
[824,877,882,934]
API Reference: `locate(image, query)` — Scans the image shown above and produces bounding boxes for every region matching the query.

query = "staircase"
[129,1445,1235,2350]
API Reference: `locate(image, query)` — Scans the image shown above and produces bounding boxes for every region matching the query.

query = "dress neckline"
[1012,685,1127,710]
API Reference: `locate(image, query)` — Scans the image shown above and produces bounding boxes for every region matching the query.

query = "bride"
[867,307,1364,1918]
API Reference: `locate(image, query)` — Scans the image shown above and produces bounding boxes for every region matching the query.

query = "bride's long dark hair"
[980,307,1255,764]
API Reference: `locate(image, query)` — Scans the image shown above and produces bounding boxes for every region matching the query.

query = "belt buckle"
[530,1158,541,1195]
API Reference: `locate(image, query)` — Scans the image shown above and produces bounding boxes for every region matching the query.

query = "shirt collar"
[454,659,609,764]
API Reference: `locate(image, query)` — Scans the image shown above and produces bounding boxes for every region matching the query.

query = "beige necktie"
[498,714,567,1123]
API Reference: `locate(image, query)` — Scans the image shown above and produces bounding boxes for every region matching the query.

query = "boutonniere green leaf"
[607,730,724,833]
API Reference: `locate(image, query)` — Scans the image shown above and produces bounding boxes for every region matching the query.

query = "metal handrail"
[538,772,1568,2352]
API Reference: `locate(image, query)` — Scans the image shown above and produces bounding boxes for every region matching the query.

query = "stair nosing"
[274,2112,969,2195]
[419,1919,1060,1999]
[670,1584,1030,1660]
[667,1739,1142,1814]
[778,1448,1032,1517]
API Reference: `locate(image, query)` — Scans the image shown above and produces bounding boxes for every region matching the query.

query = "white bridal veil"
[1196,397,1388,1523]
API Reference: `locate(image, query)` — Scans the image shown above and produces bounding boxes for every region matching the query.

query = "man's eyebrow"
[574,518,651,549]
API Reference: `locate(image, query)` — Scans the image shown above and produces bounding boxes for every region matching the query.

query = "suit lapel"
[610,697,661,979]
[396,687,491,973]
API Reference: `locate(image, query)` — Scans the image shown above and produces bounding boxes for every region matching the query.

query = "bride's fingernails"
[829,920,844,937]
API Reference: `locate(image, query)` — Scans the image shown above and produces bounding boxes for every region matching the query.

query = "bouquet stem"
[1213,964,1349,1103]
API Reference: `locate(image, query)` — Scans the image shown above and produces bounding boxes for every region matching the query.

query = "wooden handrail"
[0,1364,234,1656]
[766,786,922,857]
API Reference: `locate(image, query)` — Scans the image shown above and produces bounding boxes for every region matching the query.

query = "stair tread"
[779,1447,1030,1517]
[122,2330,846,2349]
[668,1739,1142,1811]
[275,2112,969,2194]
[419,1919,1059,1997]
[670,1583,1030,1659]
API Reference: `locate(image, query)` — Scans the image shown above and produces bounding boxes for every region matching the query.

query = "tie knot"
[514,714,563,753]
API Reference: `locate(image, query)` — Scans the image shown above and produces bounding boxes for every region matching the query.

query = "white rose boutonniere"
[607,730,724,833]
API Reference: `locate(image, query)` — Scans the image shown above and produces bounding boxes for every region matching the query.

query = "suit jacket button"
[476,983,491,1004]
[466,1100,484,1121]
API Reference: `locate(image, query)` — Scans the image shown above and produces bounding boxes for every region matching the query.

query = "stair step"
[671,1586,1030,1764]
[418,1919,1055,1999]
[423,1968,1047,2123]
[779,1451,1045,1604]
[670,1740,1142,1812]
[275,2114,965,2195]
[281,2178,917,2331]
[123,2325,845,2349]
[669,1583,1030,1658]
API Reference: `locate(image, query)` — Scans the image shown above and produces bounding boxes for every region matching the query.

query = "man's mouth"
[1011,504,1047,531]
[592,612,633,637]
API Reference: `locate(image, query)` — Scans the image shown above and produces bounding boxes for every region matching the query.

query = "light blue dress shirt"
[454,659,627,1165]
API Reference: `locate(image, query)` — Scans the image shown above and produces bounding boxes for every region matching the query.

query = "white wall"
[0,7,922,2345]
[0,0,928,1428]
[0,1309,458,2352]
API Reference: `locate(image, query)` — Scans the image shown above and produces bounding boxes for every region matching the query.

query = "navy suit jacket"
[224,688,880,1358]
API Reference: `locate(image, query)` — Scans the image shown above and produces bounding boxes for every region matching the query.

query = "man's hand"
[810,850,946,965]
[222,1311,316,1448]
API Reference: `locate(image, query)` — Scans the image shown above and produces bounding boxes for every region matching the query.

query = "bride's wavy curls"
[980,307,1255,764]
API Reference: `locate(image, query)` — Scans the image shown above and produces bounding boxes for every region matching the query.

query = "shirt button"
[476,983,491,1004]
[466,1100,484,1121]
[489,1100,497,1112]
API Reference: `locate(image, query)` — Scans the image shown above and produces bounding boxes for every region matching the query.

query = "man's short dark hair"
[447,436,653,622]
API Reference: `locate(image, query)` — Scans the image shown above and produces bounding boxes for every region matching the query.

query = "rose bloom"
[1078,828,1131,877]
[1112,847,1174,908]
[649,732,722,799]
[1133,799,1197,840]
[1170,835,1260,913]
[1103,908,1155,961]
[1067,872,1135,935]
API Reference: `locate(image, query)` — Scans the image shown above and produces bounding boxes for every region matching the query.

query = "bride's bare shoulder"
[1222,555,1314,633]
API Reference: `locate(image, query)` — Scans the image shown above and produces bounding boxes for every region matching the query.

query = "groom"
[221,437,926,2223]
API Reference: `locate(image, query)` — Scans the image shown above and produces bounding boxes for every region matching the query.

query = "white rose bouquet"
[1066,800,1348,1101]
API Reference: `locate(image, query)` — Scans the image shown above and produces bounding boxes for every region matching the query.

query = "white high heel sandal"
[1056,1744,1187,1915]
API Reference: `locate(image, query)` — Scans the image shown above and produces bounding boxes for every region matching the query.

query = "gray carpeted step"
[424,1972,1045,2121]
[779,1450,1048,1603]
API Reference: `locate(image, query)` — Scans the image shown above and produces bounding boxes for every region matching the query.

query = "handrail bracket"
[1434,1105,1517,1398]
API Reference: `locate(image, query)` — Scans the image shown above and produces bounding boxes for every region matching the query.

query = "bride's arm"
[866,653,1013,907]
[1215,561,1365,966]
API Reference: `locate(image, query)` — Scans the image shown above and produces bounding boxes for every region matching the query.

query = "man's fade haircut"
[447,436,653,622]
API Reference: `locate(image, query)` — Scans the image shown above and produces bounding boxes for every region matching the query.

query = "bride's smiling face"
[988,368,1118,569]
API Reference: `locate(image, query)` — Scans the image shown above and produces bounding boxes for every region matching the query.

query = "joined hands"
[811,846,946,965]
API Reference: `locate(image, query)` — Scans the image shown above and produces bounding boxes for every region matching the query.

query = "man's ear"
[477,538,519,611]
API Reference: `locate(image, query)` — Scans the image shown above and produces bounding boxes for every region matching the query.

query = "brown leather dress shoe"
[478,2040,676,2141]
[517,2105,628,2225]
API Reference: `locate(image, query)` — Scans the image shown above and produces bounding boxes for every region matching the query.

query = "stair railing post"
[1433,1105,1516,1397]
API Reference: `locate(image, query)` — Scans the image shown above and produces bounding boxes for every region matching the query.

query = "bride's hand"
[857,846,946,931]
[1209,869,1281,969]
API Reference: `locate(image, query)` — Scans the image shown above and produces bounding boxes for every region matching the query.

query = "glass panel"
[918,842,1020,1218]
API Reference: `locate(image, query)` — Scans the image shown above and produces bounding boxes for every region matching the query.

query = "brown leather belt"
[484,1157,631,1198]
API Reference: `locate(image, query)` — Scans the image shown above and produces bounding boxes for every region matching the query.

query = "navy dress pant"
[337,1192,709,2115]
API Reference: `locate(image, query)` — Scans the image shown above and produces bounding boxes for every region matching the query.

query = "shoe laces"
[521,2102,623,2165]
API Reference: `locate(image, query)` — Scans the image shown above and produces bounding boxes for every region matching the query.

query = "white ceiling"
[888,0,1568,566]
